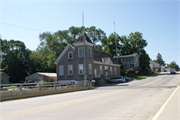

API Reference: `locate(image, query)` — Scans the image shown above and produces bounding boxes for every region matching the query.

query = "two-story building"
[113,54,139,70]
[54,31,121,85]
[149,61,161,72]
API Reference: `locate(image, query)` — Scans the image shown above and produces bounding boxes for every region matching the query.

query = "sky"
[0,0,179,66]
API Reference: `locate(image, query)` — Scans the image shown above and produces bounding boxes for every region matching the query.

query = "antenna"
[113,17,118,57]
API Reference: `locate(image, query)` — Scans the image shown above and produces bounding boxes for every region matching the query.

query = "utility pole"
[82,11,86,85]
[113,17,118,60]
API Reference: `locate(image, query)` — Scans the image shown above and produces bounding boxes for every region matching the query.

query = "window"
[100,65,103,74]
[79,64,83,75]
[110,67,112,75]
[68,52,73,59]
[123,64,126,67]
[89,48,91,58]
[121,58,124,61]
[78,48,83,57]
[59,66,63,76]
[89,64,92,74]
[114,67,116,75]
[126,58,130,62]
[68,65,73,75]
[136,58,138,61]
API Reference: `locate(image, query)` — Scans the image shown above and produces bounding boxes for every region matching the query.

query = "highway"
[0,72,180,120]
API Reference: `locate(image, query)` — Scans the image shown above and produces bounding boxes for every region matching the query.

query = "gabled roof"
[0,72,10,78]
[54,44,75,65]
[73,31,93,44]
[114,54,138,58]
[93,50,120,64]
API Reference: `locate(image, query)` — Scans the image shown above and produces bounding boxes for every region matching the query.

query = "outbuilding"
[0,72,10,84]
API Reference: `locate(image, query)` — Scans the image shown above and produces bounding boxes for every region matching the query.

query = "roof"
[0,72,10,78]
[93,50,120,64]
[150,61,160,65]
[114,54,138,58]
[73,31,93,44]
[37,72,57,77]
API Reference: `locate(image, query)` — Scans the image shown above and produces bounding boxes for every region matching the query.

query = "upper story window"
[68,52,73,59]
[126,58,130,62]
[59,66,63,76]
[78,64,84,75]
[89,64,92,74]
[121,58,124,61]
[78,48,83,57]
[136,58,138,61]
[100,65,103,74]
[89,48,91,58]
[68,65,73,75]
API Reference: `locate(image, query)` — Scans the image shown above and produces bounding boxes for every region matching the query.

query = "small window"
[110,67,112,75]
[78,48,83,57]
[68,52,73,59]
[59,66,63,76]
[136,58,138,61]
[132,64,134,67]
[89,48,91,58]
[89,64,92,74]
[68,65,73,75]
[79,64,84,75]
[114,67,116,75]
[100,65,103,74]
[121,58,124,61]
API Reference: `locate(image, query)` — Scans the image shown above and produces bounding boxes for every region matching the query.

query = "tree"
[156,53,165,66]
[1,39,32,83]
[169,61,179,69]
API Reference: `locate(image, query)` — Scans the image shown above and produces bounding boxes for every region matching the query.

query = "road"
[0,72,180,120]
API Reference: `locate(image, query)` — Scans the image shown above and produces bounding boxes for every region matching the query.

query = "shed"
[0,72,10,84]
[25,72,57,83]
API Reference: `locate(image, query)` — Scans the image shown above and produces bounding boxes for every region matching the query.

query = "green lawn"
[3,85,16,88]
[131,75,148,80]
[150,72,160,75]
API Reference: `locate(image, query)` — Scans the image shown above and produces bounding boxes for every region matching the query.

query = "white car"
[108,76,126,83]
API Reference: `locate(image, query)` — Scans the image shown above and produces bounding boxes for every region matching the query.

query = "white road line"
[152,86,179,120]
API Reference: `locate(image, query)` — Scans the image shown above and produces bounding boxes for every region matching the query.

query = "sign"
[95,74,100,78]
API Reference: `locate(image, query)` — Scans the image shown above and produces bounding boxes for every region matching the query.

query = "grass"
[150,72,160,75]
[131,75,148,80]
[3,85,16,88]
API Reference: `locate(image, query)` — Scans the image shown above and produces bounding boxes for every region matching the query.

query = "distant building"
[150,61,161,72]
[54,31,121,85]
[113,54,139,70]
[0,72,10,84]
[25,72,57,83]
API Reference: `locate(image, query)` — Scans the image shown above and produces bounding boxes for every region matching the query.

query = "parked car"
[108,76,125,83]
[124,76,131,82]
[140,71,150,75]
[170,68,176,74]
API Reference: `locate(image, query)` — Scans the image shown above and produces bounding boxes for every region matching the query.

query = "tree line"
[1,26,151,83]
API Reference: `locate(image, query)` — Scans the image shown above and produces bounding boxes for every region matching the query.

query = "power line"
[0,22,45,32]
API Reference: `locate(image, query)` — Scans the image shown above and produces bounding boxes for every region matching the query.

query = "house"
[160,66,166,72]
[0,72,10,84]
[149,61,161,72]
[25,72,57,83]
[113,54,139,70]
[54,31,121,85]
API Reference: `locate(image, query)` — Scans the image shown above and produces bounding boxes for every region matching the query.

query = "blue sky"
[1,0,179,66]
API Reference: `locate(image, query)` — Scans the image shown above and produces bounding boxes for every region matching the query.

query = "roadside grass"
[3,85,16,88]
[131,72,160,80]
[131,75,148,80]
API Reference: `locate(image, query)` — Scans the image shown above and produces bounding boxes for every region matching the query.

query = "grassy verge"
[3,85,16,88]
[131,75,148,80]
[150,72,160,75]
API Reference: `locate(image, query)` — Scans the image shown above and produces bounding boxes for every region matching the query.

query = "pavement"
[0,72,179,120]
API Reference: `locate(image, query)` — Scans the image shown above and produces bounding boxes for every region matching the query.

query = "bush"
[126,68,134,74]
[135,70,139,75]
[121,69,126,76]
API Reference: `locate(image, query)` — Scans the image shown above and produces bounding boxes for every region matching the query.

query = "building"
[113,54,139,70]
[0,72,10,84]
[54,31,121,85]
[25,72,57,83]
[149,61,161,72]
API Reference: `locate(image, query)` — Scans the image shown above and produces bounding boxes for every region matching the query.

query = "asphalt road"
[0,72,180,120]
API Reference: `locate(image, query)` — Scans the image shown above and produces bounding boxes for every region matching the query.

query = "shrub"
[135,70,139,75]
[126,68,134,74]
[121,69,126,76]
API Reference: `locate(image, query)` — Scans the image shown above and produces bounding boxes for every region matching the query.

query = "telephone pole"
[82,11,86,85]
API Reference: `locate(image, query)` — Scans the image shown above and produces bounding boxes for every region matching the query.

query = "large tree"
[1,39,31,83]
[169,61,179,69]
[156,53,165,66]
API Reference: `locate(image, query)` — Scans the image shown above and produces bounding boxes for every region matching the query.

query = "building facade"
[114,54,139,70]
[150,61,161,72]
[0,72,10,84]
[54,31,121,85]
